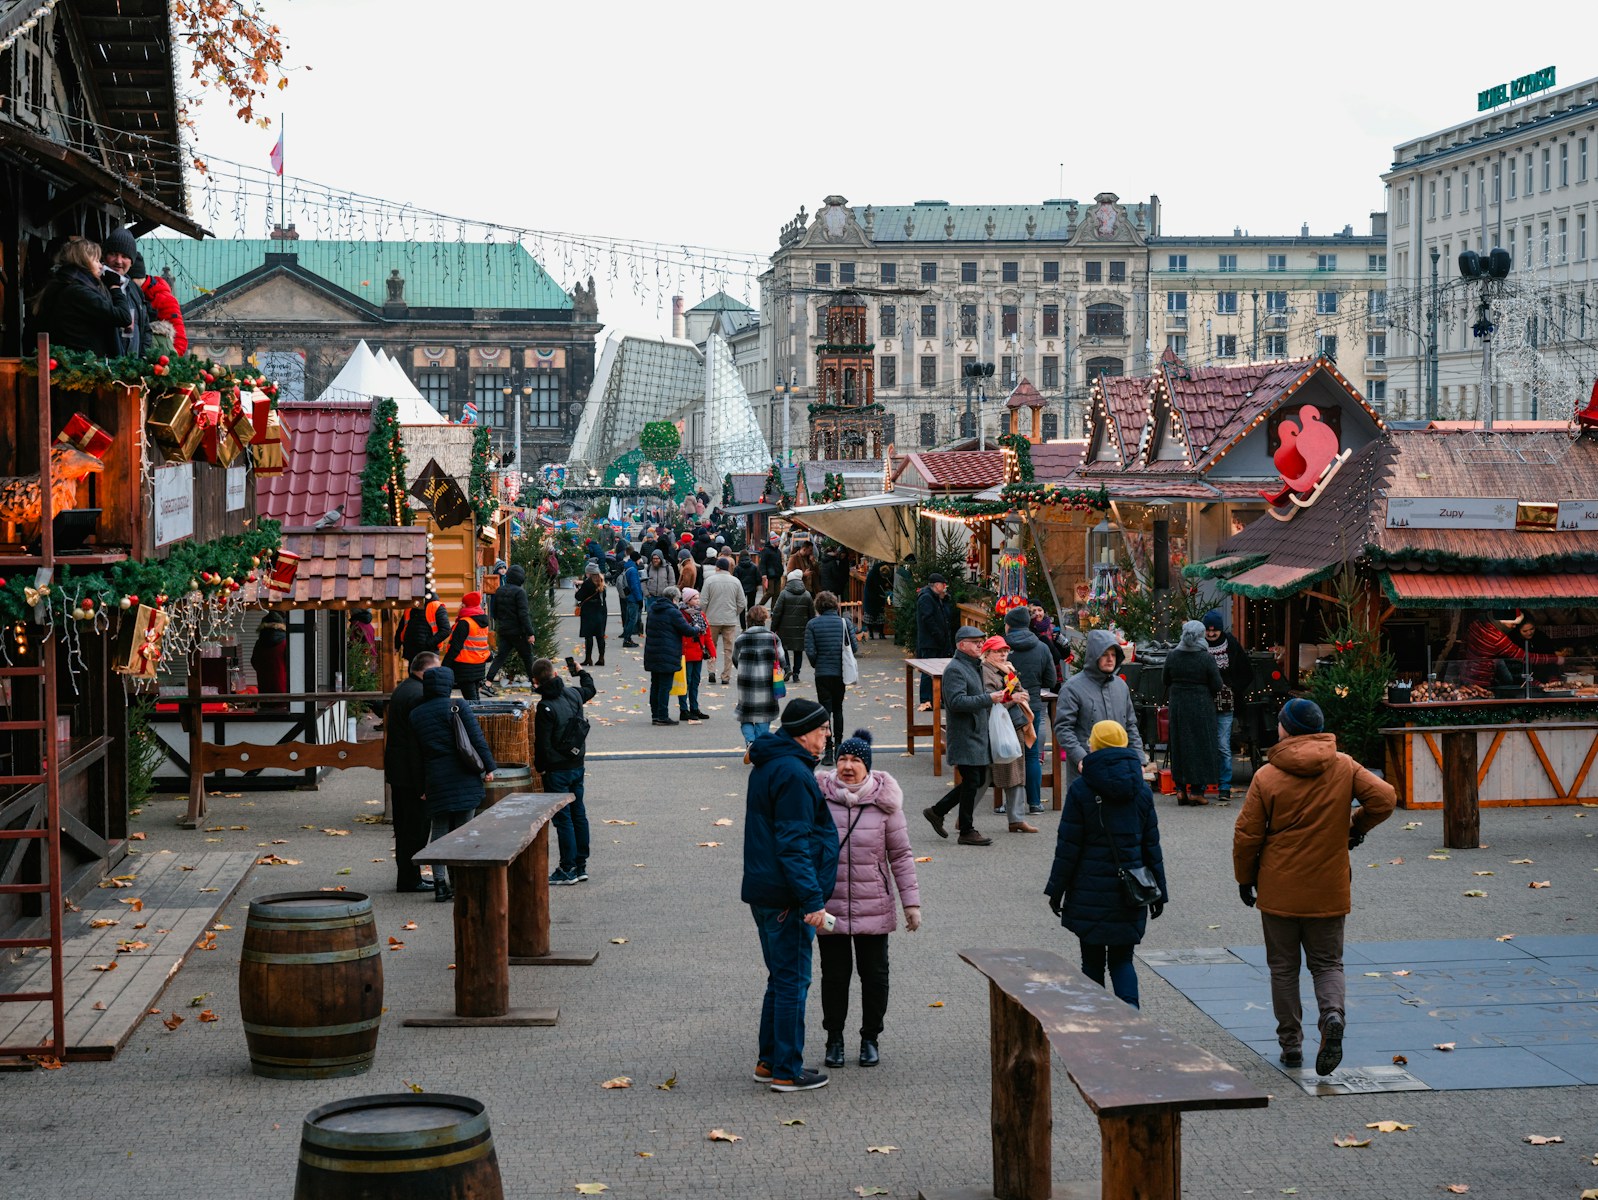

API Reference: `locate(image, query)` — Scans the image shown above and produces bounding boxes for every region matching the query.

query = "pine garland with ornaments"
[360,397,413,525]
[468,423,494,529]
[26,346,279,418]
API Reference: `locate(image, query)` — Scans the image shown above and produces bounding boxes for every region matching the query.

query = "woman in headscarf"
[1164,619,1223,805]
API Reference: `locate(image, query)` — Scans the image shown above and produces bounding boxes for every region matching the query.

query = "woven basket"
[479,709,530,769]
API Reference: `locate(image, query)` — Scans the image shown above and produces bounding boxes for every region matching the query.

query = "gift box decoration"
[266,549,301,596]
[55,412,114,461]
[246,389,272,444]
[224,404,255,461]
[253,410,291,477]
[114,604,170,678]
[146,387,197,455]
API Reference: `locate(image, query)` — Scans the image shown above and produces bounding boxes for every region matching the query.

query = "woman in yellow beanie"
[1043,719,1167,1007]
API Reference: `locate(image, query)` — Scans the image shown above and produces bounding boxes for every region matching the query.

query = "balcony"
[1365,358,1387,374]
[1266,315,1288,329]
[1166,313,1188,328]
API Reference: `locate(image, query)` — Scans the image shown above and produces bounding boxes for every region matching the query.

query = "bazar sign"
[1556,500,1598,530]
[1385,496,1515,530]
[1478,66,1556,111]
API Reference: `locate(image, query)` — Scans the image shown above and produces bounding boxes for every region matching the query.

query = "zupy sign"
[1478,66,1556,112]
[1556,500,1598,531]
[1385,496,1515,530]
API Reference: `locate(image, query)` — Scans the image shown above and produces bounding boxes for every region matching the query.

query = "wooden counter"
[1383,718,1598,809]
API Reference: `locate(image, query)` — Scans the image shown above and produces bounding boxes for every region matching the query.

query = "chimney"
[270,223,300,241]
[671,295,685,340]
[1233,226,1242,237]
[1370,211,1388,238]
[1300,222,1309,237]
[1342,223,1353,237]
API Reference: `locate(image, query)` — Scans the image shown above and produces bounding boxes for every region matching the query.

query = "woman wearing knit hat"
[980,636,1038,832]
[1045,719,1167,1009]
[815,729,921,1069]
[677,587,713,722]
[1165,620,1223,805]
[574,562,608,666]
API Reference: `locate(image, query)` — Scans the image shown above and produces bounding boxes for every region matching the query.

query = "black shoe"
[1316,1015,1345,1076]
[769,1069,828,1092]
[433,884,454,903]
[922,806,948,839]
[708,672,718,684]
[680,711,698,722]
[1280,1047,1303,1068]
[858,1038,879,1067]
[653,718,678,726]
[824,1036,846,1069]
[690,710,711,721]
[396,881,435,893]
[957,829,993,846]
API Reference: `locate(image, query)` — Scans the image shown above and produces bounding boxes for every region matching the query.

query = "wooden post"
[1440,729,1480,850]
[508,826,550,959]
[1099,1110,1180,1200]
[932,673,944,777]
[181,658,206,828]
[989,981,1052,1200]
[452,865,510,1018]
[905,663,916,756]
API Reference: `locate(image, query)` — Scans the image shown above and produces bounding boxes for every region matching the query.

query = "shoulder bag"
[840,618,859,686]
[1095,797,1161,907]
[450,703,486,774]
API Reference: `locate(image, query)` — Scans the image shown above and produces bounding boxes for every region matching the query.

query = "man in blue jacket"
[742,698,840,1092]
[619,551,644,648]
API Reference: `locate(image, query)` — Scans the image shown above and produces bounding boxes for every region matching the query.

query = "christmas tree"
[360,397,412,525]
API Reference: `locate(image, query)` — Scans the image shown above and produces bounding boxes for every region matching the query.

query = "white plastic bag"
[989,702,1022,763]
[841,638,859,685]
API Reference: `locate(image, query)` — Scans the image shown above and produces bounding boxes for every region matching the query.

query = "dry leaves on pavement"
[1434,1042,1456,1051]
[1462,890,1487,897]
[600,1076,631,1089]
[707,1129,742,1142]
[1331,1135,1371,1148]
[197,1010,219,1023]
[867,1145,899,1154]
[712,818,734,826]
[1521,1134,1563,1145]
[1529,881,1551,888]
[574,1184,609,1195]
[1365,1121,1412,1132]
[655,1073,677,1091]
[161,1012,183,1031]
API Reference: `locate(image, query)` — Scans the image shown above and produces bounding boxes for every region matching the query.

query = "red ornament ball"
[79,598,94,611]
[47,358,58,371]
[151,364,166,375]
[157,355,170,366]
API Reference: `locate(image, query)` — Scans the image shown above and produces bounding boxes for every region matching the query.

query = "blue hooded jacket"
[408,666,498,817]
[621,558,644,603]
[1044,745,1167,945]
[740,730,839,912]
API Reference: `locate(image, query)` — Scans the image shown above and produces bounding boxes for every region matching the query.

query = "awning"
[278,526,429,608]
[724,502,778,516]
[1382,570,1598,609]
[1185,552,1268,581]
[1215,560,1337,600]
[783,492,918,562]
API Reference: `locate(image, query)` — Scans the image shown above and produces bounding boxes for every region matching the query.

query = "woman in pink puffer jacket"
[816,729,921,1071]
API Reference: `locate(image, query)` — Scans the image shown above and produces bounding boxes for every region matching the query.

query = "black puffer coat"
[768,579,814,655]
[408,667,497,817]
[493,565,532,637]
[643,596,696,673]
[33,265,133,357]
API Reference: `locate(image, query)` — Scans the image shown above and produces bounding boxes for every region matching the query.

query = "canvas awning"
[1215,560,1338,600]
[724,502,778,516]
[783,492,918,562]
[1381,570,1598,609]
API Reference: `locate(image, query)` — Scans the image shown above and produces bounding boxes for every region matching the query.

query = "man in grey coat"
[1054,628,1145,788]
[1004,607,1059,815]
[923,626,1019,846]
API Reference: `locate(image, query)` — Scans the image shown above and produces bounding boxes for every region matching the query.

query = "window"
[919,304,936,337]
[1559,218,1568,262]
[1443,176,1452,215]
[880,304,897,337]
[1109,260,1126,283]
[1428,180,1436,218]
[959,303,978,337]
[1086,302,1124,335]
[1365,379,1386,403]
[838,262,855,285]
[1367,333,1386,360]
[1524,152,1533,194]
[880,262,897,285]
[921,261,937,283]
[1002,261,1019,283]
[1509,161,1517,198]
[1317,253,1337,271]
[1267,253,1287,271]
[1041,412,1058,440]
[1580,214,1588,260]
[1368,289,1387,319]
[1218,253,1237,272]
[1560,143,1569,187]
[961,260,978,283]
[528,374,560,427]
[474,373,507,427]
[1265,290,1288,314]
[1316,290,1338,315]
[1042,304,1059,336]
[1041,355,1059,389]
[1216,291,1238,314]
[415,371,449,411]
[1369,253,1387,271]
[1494,160,1503,201]
[1582,138,1590,182]
[1508,226,1515,260]
[1001,354,1015,383]
[1167,291,1188,327]
[1541,221,1551,264]
[1543,148,1551,191]
[1215,334,1237,359]
[1042,260,1059,283]
[1166,334,1187,355]
[919,412,937,446]
[1462,170,1470,211]
[919,356,937,388]
[881,413,896,447]
[1265,333,1287,357]
[1084,261,1103,283]
[879,356,897,388]
[1001,304,1018,336]
[1317,333,1338,359]
[815,304,830,335]
[959,354,975,380]
[1085,356,1123,380]
[814,263,832,285]
[1167,254,1188,272]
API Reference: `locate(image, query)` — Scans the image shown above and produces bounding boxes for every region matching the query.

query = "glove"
[1047,892,1063,916]
[1149,901,1164,920]
[1348,830,1366,850]
[1238,883,1257,908]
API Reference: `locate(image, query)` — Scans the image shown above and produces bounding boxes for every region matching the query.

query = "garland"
[807,402,885,416]
[763,461,792,509]
[816,472,846,504]
[639,420,681,462]
[28,347,278,420]
[468,424,494,529]
[721,473,734,508]
[998,432,1035,483]
[522,484,671,504]
[360,397,412,525]
[920,483,1110,521]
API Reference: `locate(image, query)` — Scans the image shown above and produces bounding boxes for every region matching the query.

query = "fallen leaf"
[1462,889,1487,897]
[1392,1054,1408,1065]
[1495,933,1515,942]
[1510,857,1535,864]
[402,921,418,931]
[197,1009,219,1023]
[603,819,637,826]
[712,818,734,826]
[1402,821,1422,829]
[1529,880,1552,888]
[31,1055,63,1069]
[1522,1134,1564,1145]
[198,887,219,893]
[574,1186,608,1196]
[927,1000,944,1007]
[189,994,210,1007]
[914,856,933,863]
[707,1128,742,1142]
[388,937,405,950]
[697,841,722,848]
[1388,857,1404,865]
[89,918,119,928]
[1435,1042,1456,1051]
[1428,854,1451,861]
[212,923,231,931]
[1392,969,1411,977]
[610,937,628,944]
[635,1151,652,1157]
[1472,871,1494,876]
[98,878,131,888]
[118,898,144,911]
[336,868,352,875]
[1332,1135,1372,1148]
[781,1119,805,1126]
[600,1076,632,1089]
[162,1012,184,1031]
[1445,1187,1469,1195]
[1207,924,1222,930]
[129,832,146,841]
[1365,1121,1413,1132]
[403,1080,424,1093]
[1579,1190,1598,1200]
[254,854,300,866]
[205,826,224,832]
[867,1145,899,1154]
[853,1189,889,1198]
[116,939,150,952]
[229,825,247,831]
[322,828,349,836]
[655,1073,677,1090]
[1363,972,1384,977]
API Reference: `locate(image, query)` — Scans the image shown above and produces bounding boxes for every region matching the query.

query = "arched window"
[1086,303,1125,336]
[1085,356,1124,381]
[824,367,838,403]
[843,367,857,404]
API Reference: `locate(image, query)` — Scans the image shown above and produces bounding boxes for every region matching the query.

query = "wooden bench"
[402,792,597,1029]
[904,656,951,776]
[919,948,1269,1200]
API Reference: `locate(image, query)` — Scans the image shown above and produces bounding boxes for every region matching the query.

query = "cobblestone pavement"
[3,614,1596,1199]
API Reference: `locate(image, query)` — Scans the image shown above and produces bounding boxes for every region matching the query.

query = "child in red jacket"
[678,588,713,722]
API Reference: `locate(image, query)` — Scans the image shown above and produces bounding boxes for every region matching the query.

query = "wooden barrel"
[477,709,529,767]
[294,1093,503,1200]
[479,764,534,811]
[239,891,383,1079]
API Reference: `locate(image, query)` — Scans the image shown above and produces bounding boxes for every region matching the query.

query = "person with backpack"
[441,591,493,701]
[484,565,535,690]
[408,665,497,903]
[533,657,596,885]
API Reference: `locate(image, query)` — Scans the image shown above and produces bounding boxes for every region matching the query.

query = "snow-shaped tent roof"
[314,340,446,424]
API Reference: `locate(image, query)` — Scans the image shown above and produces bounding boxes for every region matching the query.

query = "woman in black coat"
[408,666,497,901]
[1164,620,1223,805]
[862,562,892,640]
[31,236,134,359]
[575,562,608,666]
[1044,721,1166,1008]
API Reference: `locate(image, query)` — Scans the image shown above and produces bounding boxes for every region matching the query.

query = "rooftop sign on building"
[1478,66,1556,111]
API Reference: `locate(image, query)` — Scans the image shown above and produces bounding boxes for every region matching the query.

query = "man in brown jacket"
[1233,698,1395,1076]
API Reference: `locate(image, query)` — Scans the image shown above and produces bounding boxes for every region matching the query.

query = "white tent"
[313,340,445,424]
[783,492,919,563]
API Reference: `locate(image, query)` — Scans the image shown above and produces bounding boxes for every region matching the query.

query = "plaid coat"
[732,625,783,725]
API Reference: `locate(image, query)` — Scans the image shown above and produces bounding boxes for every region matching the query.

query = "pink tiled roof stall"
[256,404,372,528]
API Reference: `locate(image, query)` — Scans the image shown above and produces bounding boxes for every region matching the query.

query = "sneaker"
[549,868,578,886]
[572,866,589,883]
[769,1069,828,1092]
[680,712,699,722]
[1027,806,1047,815]
[1315,1014,1345,1076]
[922,806,948,839]
[752,1061,773,1082]
[690,710,712,721]
[957,829,993,846]
[479,682,499,698]
[1279,1047,1303,1069]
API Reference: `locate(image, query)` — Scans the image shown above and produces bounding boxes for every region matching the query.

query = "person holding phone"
[533,657,595,885]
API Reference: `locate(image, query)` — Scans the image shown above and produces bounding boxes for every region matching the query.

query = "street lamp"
[502,377,532,465]
[1426,245,1440,420]
[963,360,994,442]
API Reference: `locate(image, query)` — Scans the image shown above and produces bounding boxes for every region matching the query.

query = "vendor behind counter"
[1461,611,1566,688]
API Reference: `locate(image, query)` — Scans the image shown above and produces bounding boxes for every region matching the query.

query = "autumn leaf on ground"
[1332,1135,1371,1148]
[1363,972,1384,977]
[914,856,933,863]
[197,1009,219,1023]
[707,1129,742,1142]
[655,1073,677,1091]
[336,868,352,875]
[927,1000,944,1007]
[712,818,734,826]
[31,1055,63,1069]
[1392,1054,1408,1065]
[697,841,722,848]
[116,939,150,952]
[403,1080,424,1093]
[1402,821,1422,829]
[781,1119,805,1126]
[610,937,628,944]
[212,923,231,931]
[402,921,418,931]
[118,897,144,911]
[1445,1187,1469,1195]
[1428,854,1451,861]
[1495,933,1515,942]
[574,1186,608,1196]
[602,819,637,826]
[1529,880,1552,888]
[1462,889,1487,897]
[1472,871,1494,876]
[89,918,119,928]
[867,1145,899,1154]
[1392,969,1411,976]
[162,1013,184,1031]
[388,937,404,950]
[189,994,210,1007]
[600,1076,632,1089]
[1365,1121,1412,1132]
[1434,1042,1456,1051]
[853,1188,889,1197]
[129,832,146,841]
[635,1151,652,1157]
[1522,1134,1563,1145]
[1388,857,1404,865]
[255,854,300,866]
[91,1001,105,1011]
[322,828,349,836]
[1509,857,1534,864]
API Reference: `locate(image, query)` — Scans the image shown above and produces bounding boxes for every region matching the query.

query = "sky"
[180,0,1584,339]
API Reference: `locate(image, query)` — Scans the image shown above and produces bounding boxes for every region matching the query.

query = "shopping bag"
[772,656,787,700]
[670,656,688,697]
[841,638,859,686]
[989,704,1023,763]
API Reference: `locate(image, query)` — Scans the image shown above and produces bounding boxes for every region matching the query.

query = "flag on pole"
[269,132,284,176]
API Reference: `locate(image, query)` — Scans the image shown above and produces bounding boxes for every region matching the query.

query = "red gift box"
[247,390,271,444]
[267,549,300,596]
[55,412,114,460]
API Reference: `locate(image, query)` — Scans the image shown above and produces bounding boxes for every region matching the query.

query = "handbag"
[1216,684,1235,714]
[772,644,787,700]
[450,703,486,774]
[841,633,859,685]
[670,656,688,697]
[989,703,1023,763]
[1096,798,1161,907]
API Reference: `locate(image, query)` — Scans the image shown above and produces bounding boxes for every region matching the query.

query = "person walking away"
[400,592,452,665]
[30,235,134,359]
[734,551,761,620]
[1045,720,1166,1008]
[677,588,713,722]
[1233,698,1395,1074]
[408,665,498,902]
[863,562,892,640]
[484,566,535,688]
[1003,606,1058,817]
[758,535,785,605]
[734,605,782,753]
[1202,609,1252,800]
[533,657,596,885]
[769,570,815,684]
[924,626,1017,846]
[815,729,920,1069]
[1055,629,1145,791]
[1165,620,1222,805]
[980,636,1037,832]
[913,574,955,710]
[742,699,841,1091]
[677,549,699,593]
[384,652,439,893]
[702,556,747,683]
[251,610,290,697]
[441,591,492,702]
[575,562,608,666]
[619,551,645,648]
[803,590,858,764]
[544,544,560,602]
[644,586,697,726]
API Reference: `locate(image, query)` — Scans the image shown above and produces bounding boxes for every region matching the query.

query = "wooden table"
[904,657,951,776]
[403,792,596,1029]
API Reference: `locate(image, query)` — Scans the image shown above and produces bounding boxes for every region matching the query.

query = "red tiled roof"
[1030,440,1085,482]
[1006,378,1045,408]
[257,403,372,527]
[1163,358,1314,467]
[1384,570,1598,607]
[1099,375,1152,461]
[278,526,429,608]
[903,449,1006,490]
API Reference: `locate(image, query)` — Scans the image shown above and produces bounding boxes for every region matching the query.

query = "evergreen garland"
[468,424,494,529]
[998,433,1035,483]
[919,483,1110,521]
[721,473,734,507]
[817,472,846,503]
[360,397,412,526]
[28,347,279,419]
[763,461,792,508]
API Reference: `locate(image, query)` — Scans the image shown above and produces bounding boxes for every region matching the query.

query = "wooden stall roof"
[277,526,428,609]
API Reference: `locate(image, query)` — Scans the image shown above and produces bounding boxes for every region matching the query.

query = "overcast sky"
[183,0,1583,337]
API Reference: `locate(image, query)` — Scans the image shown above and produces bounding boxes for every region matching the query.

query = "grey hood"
[1081,629,1124,681]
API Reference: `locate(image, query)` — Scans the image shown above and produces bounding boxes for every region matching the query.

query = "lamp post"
[773,369,797,464]
[963,360,994,442]
[1426,245,1440,420]
[502,376,531,465]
